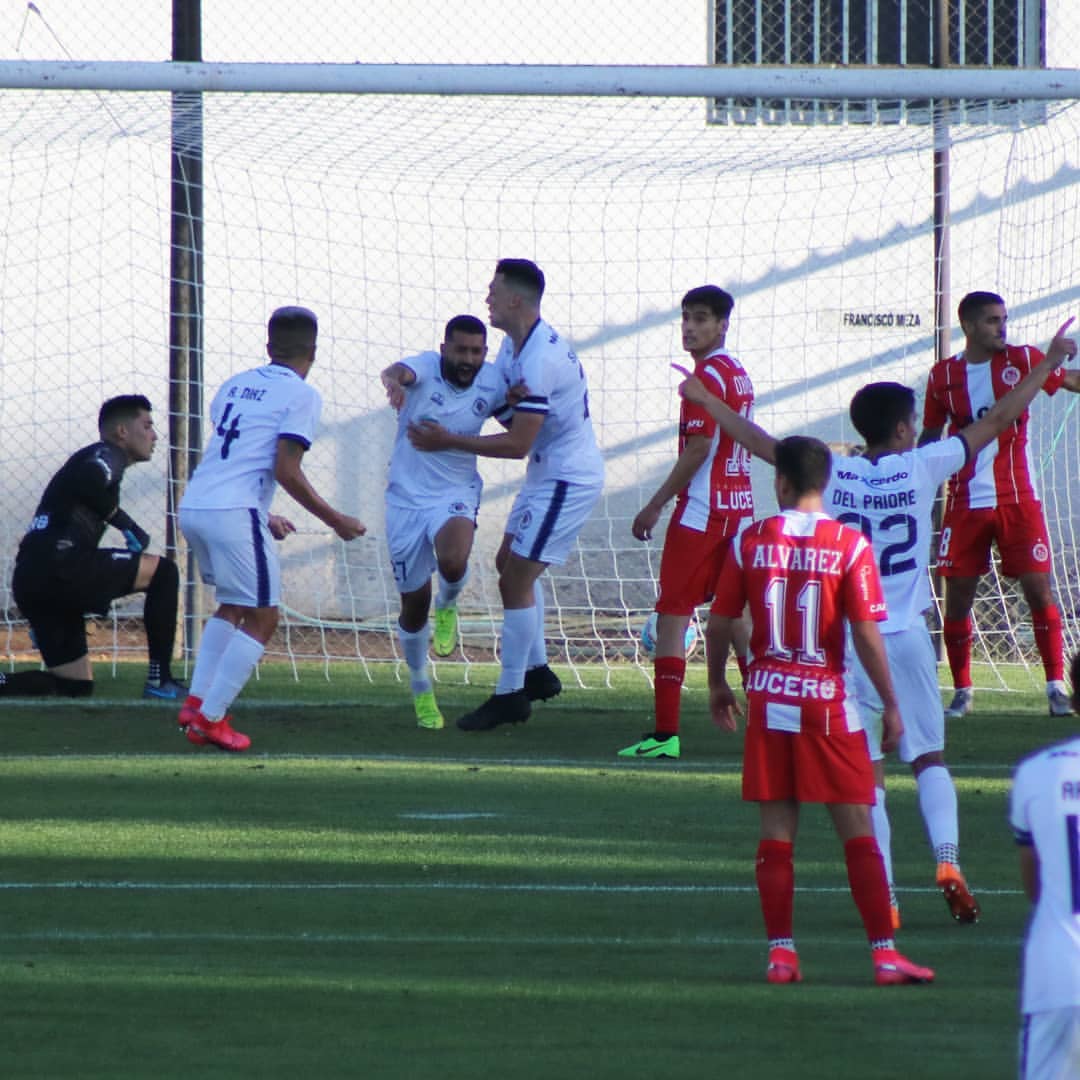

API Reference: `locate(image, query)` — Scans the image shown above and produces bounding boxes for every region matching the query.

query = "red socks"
[844,836,894,942]
[1032,604,1065,683]
[943,616,973,690]
[755,839,795,941]
[947,607,1063,685]
[653,655,686,737]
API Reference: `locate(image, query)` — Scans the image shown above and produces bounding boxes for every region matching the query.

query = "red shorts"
[741,720,875,805]
[656,506,746,616]
[937,503,1052,578]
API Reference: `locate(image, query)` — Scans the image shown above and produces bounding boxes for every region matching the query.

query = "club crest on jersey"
[430,392,445,406]
[449,501,469,516]
[1033,542,1049,562]
[472,398,488,416]
[1001,365,1021,387]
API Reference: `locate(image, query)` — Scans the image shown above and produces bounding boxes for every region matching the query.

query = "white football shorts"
[385,487,480,594]
[180,506,281,608]
[1020,1007,1080,1080]
[851,619,945,763]
[505,478,602,566]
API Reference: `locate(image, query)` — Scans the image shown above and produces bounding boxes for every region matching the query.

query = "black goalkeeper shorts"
[12,548,141,668]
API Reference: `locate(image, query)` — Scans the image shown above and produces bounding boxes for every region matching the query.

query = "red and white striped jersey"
[923,345,1064,510]
[677,350,755,531]
[712,510,886,733]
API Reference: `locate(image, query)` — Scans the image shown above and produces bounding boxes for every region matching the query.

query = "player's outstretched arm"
[850,619,903,753]
[671,364,777,465]
[380,361,416,411]
[961,316,1078,456]
[274,438,366,541]
[408,409,543,460]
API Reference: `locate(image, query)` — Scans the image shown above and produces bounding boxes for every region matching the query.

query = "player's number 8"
[938,526,951,559]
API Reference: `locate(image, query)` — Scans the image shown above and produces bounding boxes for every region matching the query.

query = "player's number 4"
[216,403,242,460]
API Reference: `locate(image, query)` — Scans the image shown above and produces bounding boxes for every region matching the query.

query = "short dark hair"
[1071,651,1080,713]
[98,394,152,437]
[681,285,734,320]
[268,305,318,360]
[495,259,545,302]
[849,382,917,446]
[444,314,487,341]
[958,291,1005,326]
[775,435,832,496]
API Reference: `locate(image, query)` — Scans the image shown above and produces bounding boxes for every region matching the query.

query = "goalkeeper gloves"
[123,526,150,553]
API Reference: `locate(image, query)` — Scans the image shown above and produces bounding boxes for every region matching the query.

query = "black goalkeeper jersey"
[16,441,132,561]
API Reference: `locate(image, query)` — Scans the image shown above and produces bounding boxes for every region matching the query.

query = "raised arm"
[960,317,1077,456]
[673,364,778,465]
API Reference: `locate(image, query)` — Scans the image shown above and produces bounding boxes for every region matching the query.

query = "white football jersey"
[181,364,321,512]
[824,438,966,633]
[1010,737,1080,1013]
[492,319,604,488]
[386,351,503,507]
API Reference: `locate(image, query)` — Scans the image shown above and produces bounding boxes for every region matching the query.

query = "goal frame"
[2,59,1078,690]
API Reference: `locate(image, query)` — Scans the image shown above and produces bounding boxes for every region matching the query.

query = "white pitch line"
[0,929,1024,948]
[0,750,1020,773]
[0,879,1026,897]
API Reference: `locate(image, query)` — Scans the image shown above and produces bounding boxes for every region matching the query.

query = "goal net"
[1,76,1079,691]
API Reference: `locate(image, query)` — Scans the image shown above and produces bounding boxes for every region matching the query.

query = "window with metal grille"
[709,0,1045,125]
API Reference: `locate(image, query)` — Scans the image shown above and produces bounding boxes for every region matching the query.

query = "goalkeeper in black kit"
[5,395,184,700]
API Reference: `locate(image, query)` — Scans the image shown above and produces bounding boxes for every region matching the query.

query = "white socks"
[917,764,960,856]
[527,579,548,669]
[397,622,432,695]
[496,607,534,694]
[870,785,895,900]
[201,630,265,721]
[189,616,238,701]
[436,569,467,610]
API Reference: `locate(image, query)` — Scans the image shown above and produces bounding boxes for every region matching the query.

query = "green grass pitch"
[0,661,1070,1079]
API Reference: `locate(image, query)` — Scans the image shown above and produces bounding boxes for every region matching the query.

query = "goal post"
[1,59,1080,98]
[1,61,1078,692]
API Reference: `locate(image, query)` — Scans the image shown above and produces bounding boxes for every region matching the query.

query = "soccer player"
[408,258,604,731]
[707,435,933,986]
[676,317,1075,924]
[1010,651,1080,1080]
[381,314,506,729]
[620,285,754,761]
[920,292,1080,720]
[6,395,183,700]
[178,306,366,751]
